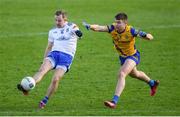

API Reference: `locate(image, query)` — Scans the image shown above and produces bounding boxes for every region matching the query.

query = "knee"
[129,71,140,78]
[118,70,127,79]
[52,76,61,84]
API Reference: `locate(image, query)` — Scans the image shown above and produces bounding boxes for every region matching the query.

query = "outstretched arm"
[138,31,154,40]
[82,22,109,32]
[131,28,154,40]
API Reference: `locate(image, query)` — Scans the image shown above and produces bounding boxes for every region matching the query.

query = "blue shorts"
[119,50,140,65]
[46,51,73,72]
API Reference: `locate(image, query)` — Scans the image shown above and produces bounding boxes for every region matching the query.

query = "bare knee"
[118,70,127,79]
[129,71,138,78]
[52,77,59,85]
[130,69,139,78]
[52,76,62,85]
[129,70,143,78]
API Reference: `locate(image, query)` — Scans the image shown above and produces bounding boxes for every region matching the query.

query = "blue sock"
[149,80,155,87]
[112,95,119,104]
[42,96,49,104]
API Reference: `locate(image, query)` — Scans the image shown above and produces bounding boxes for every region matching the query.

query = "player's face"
[55,15,66,28]
[115,20,126,32]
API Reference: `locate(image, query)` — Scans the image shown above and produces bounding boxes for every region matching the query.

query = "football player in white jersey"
[17,10,83,109]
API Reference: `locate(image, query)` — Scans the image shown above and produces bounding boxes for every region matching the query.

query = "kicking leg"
[33,59,53,83]
[17,59,53,95]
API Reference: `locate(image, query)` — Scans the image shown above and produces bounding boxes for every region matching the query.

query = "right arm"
[89,24,109,32]
[44,30,54,58]
[43,41,53,59]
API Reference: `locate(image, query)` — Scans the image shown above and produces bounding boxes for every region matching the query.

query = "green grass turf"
[0,0,180,115]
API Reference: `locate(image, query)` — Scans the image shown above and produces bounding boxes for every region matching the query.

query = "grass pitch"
[0,0,180,115]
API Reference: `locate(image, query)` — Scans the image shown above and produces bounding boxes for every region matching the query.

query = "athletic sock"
[148,80,155,87]
[42,96,49,104]
[112,95,119,104]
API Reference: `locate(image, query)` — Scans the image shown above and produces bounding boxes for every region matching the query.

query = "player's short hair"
[55,10,67,20]
[115,12,128,20]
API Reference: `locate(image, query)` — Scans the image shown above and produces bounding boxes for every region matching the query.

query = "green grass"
[0,0,180,115]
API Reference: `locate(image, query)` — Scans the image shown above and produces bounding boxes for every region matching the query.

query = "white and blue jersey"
[46,22,80,72]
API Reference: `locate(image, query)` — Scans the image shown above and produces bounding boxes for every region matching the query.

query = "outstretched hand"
[82,21,90,30]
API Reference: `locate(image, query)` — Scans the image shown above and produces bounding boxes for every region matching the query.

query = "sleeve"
[72,24,83,38]
[130,27,139,37]
[72,24,79,33]
[130,27,147,38]
[138,30,147,38]
[48,30,54,42]
[107,25,115,33]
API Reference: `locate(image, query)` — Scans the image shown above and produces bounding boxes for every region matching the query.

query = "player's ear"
[64,17,68,21]
[124,20,128,24]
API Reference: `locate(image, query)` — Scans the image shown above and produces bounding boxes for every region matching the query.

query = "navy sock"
[149,80,155,87]
[42,96,49,104]
[112,95,119,104]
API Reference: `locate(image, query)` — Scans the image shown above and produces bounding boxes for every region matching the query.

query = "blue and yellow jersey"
[107,24,143,56]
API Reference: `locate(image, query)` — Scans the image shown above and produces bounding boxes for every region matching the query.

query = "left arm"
[75,30,83,38]
[72,24,83,38]
[131,27,154,40]
[145,33,153,40]
[138,31,154,40]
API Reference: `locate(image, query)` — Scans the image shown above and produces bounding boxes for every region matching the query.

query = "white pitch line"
[144,24,180,29]
[0,32,47,38]
[0,24,179,38]
[0,110,178,114]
